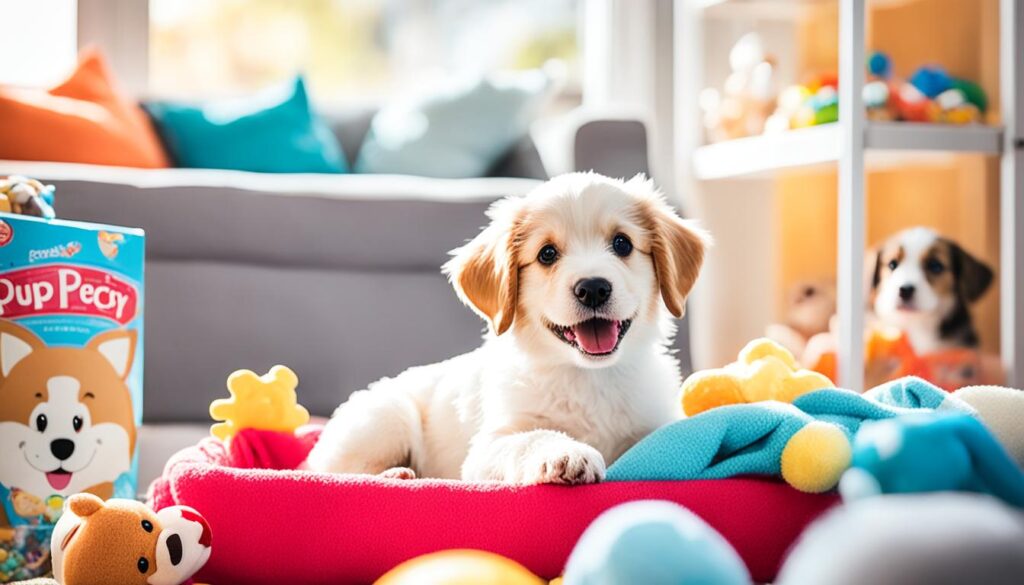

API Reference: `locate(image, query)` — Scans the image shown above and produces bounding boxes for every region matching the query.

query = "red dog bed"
[149,426,837,585]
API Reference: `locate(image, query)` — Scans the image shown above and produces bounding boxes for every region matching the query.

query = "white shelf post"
[837,0,866,391]
[1001,0,1024,387]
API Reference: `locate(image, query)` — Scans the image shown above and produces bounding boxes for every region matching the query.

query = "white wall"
[675,7,802,369]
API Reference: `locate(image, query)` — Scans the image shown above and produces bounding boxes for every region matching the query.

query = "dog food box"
[0,213,143,545]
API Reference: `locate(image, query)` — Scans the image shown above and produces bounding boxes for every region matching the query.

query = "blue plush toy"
[562,500,750,585]
[909,65,954,98]
[840,412,1024,508]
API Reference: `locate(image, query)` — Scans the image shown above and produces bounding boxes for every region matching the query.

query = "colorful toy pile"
[862,51,987,124]
[772,51,987,131]
[702,36,990,141]
[0,175,56,218]
[0,526,52,582]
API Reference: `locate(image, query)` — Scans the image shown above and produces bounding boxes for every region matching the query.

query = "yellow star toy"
[209,365,310,440]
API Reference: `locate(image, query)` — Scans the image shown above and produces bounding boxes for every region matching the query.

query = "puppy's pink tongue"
[572,319,620,354]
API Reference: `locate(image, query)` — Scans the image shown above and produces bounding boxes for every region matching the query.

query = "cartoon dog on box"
[0,320,136,526]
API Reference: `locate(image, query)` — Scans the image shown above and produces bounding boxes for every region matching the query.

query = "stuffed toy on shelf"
[700,33,778,142]
[765,280,836,359]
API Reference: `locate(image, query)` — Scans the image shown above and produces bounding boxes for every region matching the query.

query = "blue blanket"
[606,377,1024,506]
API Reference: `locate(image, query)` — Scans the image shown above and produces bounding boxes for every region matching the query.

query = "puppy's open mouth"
[548,318,632,356]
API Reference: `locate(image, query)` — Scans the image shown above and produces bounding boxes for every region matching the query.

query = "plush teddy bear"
[699,33,778,142]
[765,280,836,359]
[49,493,211,585]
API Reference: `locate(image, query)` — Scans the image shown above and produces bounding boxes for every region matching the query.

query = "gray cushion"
[7,163,540,270]
[143,259,486,422]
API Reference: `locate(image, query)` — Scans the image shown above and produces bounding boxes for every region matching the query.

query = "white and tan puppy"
[870,227,993,354]
[307,173,708,484]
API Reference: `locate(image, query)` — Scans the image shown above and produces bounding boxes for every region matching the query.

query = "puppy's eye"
[141,519,153,533]
[538,244,558,266]
[611,233,633,257]
[137,557,149,574]
[72,416,83,433]
[35,414,47,433]
[925,259,945,275]
[887,259,899,271]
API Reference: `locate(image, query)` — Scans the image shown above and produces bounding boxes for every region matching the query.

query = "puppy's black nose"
[50,439,75,461]
[574,278,612,309]
[899,284,916,301]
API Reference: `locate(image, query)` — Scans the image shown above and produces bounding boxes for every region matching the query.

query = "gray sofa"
[0,110,691,488]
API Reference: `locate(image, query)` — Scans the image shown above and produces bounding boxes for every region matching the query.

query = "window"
[149,0,581,105]
[0,0,78,87]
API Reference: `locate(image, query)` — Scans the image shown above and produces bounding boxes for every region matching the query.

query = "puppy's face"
[871,227,993,328]
[445,173,709,369]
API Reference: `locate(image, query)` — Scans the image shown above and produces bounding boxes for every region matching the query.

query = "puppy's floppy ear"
[443,197,523,334]
[870,249,883,290]
[864,246,883,308]
[947,241,994,303]
[633,178,711,318]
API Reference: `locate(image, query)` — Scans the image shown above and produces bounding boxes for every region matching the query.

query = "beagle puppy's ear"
[871,249,883,290]
[864,247,884,308]
[947,241,995,303]
[633,181,711,318]
[443,197,523,335]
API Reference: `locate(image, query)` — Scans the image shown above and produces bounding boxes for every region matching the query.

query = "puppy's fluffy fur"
[307,173,709,484]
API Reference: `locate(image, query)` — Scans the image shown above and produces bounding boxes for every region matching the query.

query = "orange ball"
[374,550,545,585]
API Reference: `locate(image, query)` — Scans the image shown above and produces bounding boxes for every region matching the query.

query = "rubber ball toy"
[867,51,892,79]
[562,500,750,585]
[374,549,544,585]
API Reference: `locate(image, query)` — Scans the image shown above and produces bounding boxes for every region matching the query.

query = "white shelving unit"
[692,123,1003,180]
[675,0,1023,389]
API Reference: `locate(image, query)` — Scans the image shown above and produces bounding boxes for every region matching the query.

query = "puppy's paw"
[379,466,417,480]
[522,442,606,485]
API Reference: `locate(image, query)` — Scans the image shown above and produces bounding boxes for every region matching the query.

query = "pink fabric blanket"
[148,427,837,585]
